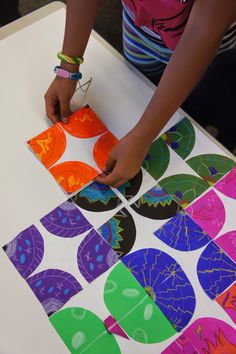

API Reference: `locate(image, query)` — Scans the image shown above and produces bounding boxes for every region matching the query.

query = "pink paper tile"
[186,190,225,239]
[183,317,236,353]
[214,167,236,200]
[215,230,236,262]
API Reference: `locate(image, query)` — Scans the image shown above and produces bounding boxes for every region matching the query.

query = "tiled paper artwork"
[3,114,236,353]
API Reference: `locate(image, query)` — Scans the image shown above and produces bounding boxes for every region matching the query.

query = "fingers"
[60,98,72,123]
[44,78,76,124]
[44,94,71,124]
[44,94,57,123]
[112,178,127,188]
[96,170,124,187]
[96,160,133,187]
[104,155,116,173]
[96,155,118,185]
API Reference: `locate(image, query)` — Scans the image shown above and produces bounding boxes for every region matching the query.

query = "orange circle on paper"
[28,124,66,169]
[61,106,107,138]
[93,132,118,171]
[49,161,99,194]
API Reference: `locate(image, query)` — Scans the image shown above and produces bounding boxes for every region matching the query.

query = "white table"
[0,3,234,354]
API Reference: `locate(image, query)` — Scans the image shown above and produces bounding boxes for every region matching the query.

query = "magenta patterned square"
[214,167,236,200]
[186,190,225,239]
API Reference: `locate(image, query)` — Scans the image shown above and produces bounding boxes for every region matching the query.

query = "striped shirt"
[122,0,236,63]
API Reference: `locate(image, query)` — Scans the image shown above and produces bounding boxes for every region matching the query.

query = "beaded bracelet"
[54,66,82,81]
[57,52,84,65]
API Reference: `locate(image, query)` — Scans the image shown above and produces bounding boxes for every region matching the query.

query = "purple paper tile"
[77,230,119,283]
[154,209,211,251]
[197,241,236,299]
[3,225,44,279]
[40,200,92,237]
[27,269,82,316]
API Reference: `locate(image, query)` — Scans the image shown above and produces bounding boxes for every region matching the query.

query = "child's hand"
[44,76,77,123]
[96,131,151,187]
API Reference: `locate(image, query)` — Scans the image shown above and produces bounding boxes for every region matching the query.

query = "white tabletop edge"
[0,1,65,40]
[178,107,236,161]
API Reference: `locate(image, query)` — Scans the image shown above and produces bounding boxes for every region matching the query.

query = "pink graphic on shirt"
[122,0,194,50]
[214,167,236,200]
[183,317,236,353]
[215,230,236,262]
[186,190,225,239]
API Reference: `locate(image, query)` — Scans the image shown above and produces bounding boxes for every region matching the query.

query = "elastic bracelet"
[57,52,84,65]
[54,66,82,81]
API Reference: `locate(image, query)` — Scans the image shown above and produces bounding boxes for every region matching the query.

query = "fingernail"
[100,172,107,177]
[62,117,69,124]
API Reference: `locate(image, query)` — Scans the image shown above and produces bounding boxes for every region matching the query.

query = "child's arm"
[97,0,236,187]
[45,0,103,122]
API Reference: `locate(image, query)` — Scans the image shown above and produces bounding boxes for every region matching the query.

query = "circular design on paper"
[104,262,176,343]
[131,184,180,220]
[28,124,66,169]
[216,283,236,323]
[154,209,211,251]
[50,307,121,354]
[117,169,143,201]
[93,131,118,171]
[40,200,92,237]
[77,229,118,282]
[214,167,236,200]
[159,173,209,208]
[27,269,82,316]
[122,248,196,332]
[72,181,121,212]
[61,106,108,138]
[98,208,136,258]
[142,137,170,180]
[161,117,195,159]
[49,161,99,194]
[183,317,236,353]
[186,189,225,239]
[197,241,236,300]
[186,154,236,186]
[215,230,236,262]
[3,225,44,279]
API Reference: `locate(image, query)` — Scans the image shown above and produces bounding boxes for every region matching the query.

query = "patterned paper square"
[2,200,119,316]
[163,316,236,353]
[28,106,118,194]
[216,283,236,324]
[186,189,226,239]
[161,117,236,186]
[122,248,196,332]
[50,262,177,354]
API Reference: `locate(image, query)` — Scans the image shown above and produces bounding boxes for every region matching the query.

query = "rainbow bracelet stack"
[57,52,84,65]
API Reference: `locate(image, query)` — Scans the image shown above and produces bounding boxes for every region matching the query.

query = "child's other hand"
[44,76,77,124]
[96,131,151,187]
